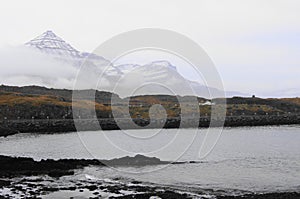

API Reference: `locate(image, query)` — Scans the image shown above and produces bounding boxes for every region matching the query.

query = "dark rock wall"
[1,114,300,136]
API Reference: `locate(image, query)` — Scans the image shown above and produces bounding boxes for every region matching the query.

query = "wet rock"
[48,170,74,178]
[42,187,59,192]
[26,183,37,188]
[106,185,122,194]
[28,190,36,195]
[86,185,97,191]
[111,190,193,199]
[101,154,170,166]
[0,154,173,180]
[0,179,11,187]
[0,155,103,178]
[130,180,142,184]
[0,126,19,137]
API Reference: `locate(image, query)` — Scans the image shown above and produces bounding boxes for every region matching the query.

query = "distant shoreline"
[1,114,300,137]
[1,85,300,137]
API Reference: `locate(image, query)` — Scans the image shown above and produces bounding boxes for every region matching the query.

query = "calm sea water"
[0,125,300,195]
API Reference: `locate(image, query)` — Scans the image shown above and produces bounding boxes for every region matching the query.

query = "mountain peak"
[41,30,57,37]
[148,60,177,70]
[25,30,81,58]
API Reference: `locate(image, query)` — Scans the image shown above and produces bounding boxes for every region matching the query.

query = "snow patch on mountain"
[25,30,82,59]
[25,30,110,67]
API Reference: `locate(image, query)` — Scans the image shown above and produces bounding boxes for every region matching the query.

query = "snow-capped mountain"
[145,60,177,71]
[25,31,177,74]
[116,61,176,74]
[25,30,110,67]
[25,30,83,59]
[24,31,182,83]
[112,61,195,97]
[25,30,124,80]
[23,30,245,98]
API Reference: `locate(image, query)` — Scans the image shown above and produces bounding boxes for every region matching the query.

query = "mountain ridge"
[23,30,246,98]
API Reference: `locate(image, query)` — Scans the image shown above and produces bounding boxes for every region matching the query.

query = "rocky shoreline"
[0,154,173,178]
[1,114,300,137]
[0,155,102,178]
[0,155,299,198]
[0,155,203,198]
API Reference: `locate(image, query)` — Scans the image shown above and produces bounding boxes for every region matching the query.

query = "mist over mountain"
[0,30,246,98]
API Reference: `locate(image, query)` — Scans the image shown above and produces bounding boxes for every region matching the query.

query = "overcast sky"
[0,0,299,97]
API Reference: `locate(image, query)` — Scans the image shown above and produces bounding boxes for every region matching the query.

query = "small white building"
[199,101,215,106]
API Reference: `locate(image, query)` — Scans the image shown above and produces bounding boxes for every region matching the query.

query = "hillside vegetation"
[0,85,300,120]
